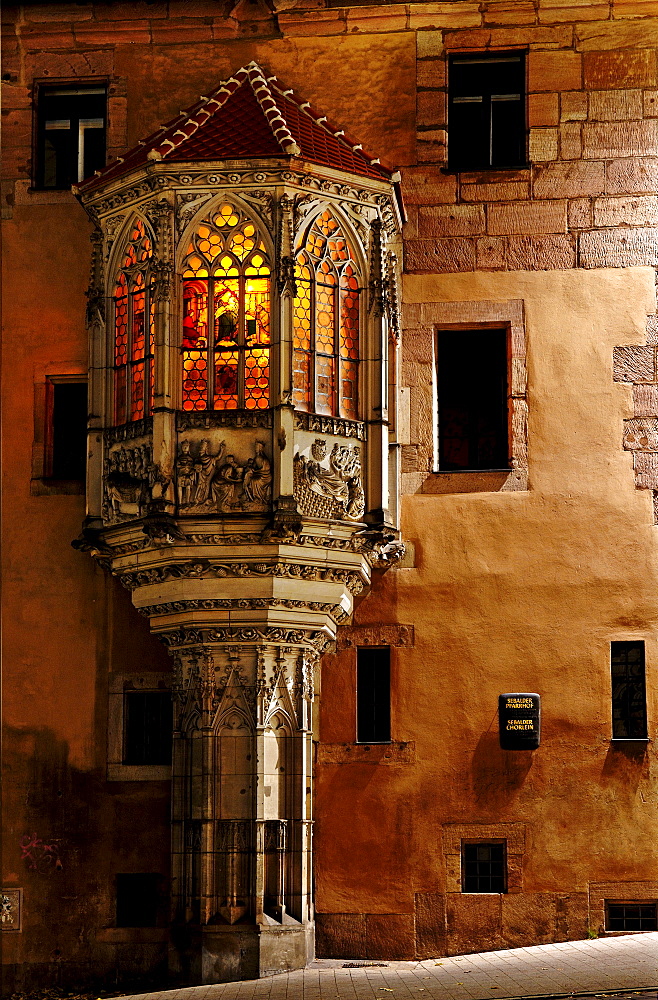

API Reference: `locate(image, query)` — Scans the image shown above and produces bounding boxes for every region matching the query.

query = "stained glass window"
[113,219,155,424]
[181,203,271,411]
[294,210,360,420]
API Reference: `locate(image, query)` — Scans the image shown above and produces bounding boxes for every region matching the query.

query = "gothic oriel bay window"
[293,210,360,420]
[113,219,155,424]
[182,202,271,411]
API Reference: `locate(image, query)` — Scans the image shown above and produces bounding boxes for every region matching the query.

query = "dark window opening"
[116,873,163,927]
[357,647,391,743]
[47,380,87,480]
[611,641,647,740]
[437,328,509,471]
[606,902,657,932]
[449,52,526,171]
[36,84,106,189]
[462,842,507,893]
[123,691,172,766]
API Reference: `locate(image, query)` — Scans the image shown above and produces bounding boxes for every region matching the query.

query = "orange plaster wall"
[315,268,658,951]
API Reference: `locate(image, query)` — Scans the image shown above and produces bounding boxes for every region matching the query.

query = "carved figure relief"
[176,438,272,514]
[294,439,365,521]
[103,444,167,522]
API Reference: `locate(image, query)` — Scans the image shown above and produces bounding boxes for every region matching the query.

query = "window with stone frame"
[113,219,155,425]
[448,52,526,172]
[611,640,648,740]
[35,82,106,190]
[293,210,361,420]
[461,841,507,893]
[181,202,271,412]
[437,328,510,471]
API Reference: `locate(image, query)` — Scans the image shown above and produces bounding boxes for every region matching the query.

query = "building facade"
[3,0,658,991]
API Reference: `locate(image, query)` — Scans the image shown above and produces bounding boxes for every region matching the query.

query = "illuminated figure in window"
[113,219,155,424]
[293,210,360,420]
[181,202,271,411]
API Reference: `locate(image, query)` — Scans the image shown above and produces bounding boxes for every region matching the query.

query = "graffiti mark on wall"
[20,834,63,875]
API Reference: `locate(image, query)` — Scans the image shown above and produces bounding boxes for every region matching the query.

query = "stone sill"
[420,468,527,494]
[30,478,85,496]
[107,764,172,782]
[95,928,169,943]
[317,741,415,765]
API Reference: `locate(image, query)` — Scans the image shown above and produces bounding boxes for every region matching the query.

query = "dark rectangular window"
[462,842,507,893]
[116,873,162,927]
[606,901,657,932]
[437,329,509,471]
[611,641,647,740]
[124,691,172,766]
[449,52,526,171]
[357,647,391,744]
[48,380,87,480]
[36,84,106,189]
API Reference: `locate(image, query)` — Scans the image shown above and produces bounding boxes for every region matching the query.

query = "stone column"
[164,628,318,983]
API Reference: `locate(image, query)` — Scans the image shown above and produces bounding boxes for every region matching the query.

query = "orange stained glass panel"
[114,279,128,366]
[130,361,145,421]
[316,264,336,355]
[315,353,335,416]
[214,349,238,409]
[182,350,208,411]
[132,275,145,360]
[213,277,239,350]
[183,279,209,351]
[244,348,270,409]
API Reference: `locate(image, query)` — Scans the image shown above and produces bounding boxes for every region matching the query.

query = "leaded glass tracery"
[113,219,155,424]
[293,210,360,420]
[182,202,271,411]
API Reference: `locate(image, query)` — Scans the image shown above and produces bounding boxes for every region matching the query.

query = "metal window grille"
[448,52,526,171]
[461,842,507,893]
[611,641,648,740]
[606,901,657,932]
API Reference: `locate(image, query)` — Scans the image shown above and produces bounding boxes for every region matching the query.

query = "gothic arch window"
[113,219,155,424]
[293,210,360,420]
[181,202,271,412]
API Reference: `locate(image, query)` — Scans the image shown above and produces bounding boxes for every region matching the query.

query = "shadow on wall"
[470,729,535,811]
[2,724,170,994]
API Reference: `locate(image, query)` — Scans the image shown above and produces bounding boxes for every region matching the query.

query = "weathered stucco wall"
[316,267,658,957]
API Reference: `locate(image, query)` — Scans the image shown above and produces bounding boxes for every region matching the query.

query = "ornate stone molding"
[104,418,153,445]
[161,624,332,653]
[293,411,366,440]
[138,597,348,622]
[177,410,272,431]
[118,560,366,595]
[335,623,414,651]
[85,226,105,327]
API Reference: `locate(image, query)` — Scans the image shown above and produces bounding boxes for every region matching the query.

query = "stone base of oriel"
[85,513,400,985]
[169,921,315,984]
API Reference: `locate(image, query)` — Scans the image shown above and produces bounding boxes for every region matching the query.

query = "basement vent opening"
[342,962,389,968]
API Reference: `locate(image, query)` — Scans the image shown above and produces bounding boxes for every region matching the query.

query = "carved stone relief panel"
[175,432,272,514]
[103,434,166,523]
[294,436,365,521]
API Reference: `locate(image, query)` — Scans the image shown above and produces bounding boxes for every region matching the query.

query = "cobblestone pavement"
[109,932,658,1000]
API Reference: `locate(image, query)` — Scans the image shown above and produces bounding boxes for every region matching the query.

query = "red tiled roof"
[77,62,393,194]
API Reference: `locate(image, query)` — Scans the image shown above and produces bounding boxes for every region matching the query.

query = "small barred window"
[181,202,271,411]
[113,220,155,424]
[293,210,360,420]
